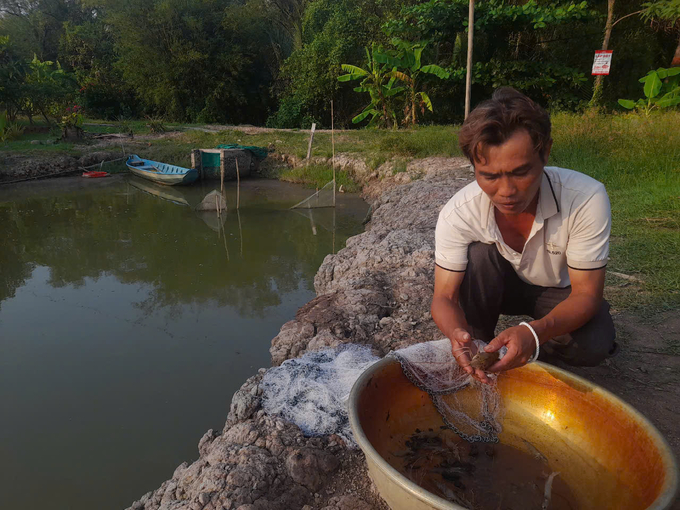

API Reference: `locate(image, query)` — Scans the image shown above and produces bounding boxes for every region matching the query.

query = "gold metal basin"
[349,357,678,510]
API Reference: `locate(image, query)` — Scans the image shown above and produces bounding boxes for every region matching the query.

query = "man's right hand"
[449,328,493,384]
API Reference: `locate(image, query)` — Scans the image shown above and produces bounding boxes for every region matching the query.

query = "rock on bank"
[126,158,473,510]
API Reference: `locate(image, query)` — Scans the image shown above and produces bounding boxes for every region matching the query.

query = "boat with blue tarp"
[126,154,198,186]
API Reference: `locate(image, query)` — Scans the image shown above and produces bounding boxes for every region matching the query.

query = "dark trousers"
[459,242,617,367]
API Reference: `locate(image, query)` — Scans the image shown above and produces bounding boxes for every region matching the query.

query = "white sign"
[592,50,613,76]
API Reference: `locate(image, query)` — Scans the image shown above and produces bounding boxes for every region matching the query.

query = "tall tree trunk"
[590,0,615,107]
[672,31,680,67]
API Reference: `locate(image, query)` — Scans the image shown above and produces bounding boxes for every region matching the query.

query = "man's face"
[474,129,551,215]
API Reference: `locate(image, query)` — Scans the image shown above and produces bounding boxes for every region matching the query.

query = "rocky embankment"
[126,157,473,510]
[0,150,124,183]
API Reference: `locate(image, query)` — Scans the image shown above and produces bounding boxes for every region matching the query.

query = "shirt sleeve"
[434,207,473,272]
[565,185,611,270]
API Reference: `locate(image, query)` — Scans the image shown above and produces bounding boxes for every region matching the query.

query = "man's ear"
[542,139,554,165]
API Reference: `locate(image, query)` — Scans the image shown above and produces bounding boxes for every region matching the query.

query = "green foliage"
[389,40,450,126]
[641,0,680,21]
[339,46,403,127]
[116,116,133,136]
[60,19,133,119]
[268,0,405,128]
[0,35,27,121]
[618,67,680,115]
[0,0,678,125]
[0,110,24,142]
[59,104,84,129]
[384,0,597,114]
[338,40,450,128]
[21,55,77,124]
[145,115,167,134]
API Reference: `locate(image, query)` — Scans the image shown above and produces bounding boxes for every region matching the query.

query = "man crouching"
[431,87,618,384]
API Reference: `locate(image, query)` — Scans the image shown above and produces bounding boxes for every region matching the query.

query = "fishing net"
[391,339,506,443]
[261,344,379,446]
[290,179,335,209]
[215,144,269,161]
[261,340,506,447]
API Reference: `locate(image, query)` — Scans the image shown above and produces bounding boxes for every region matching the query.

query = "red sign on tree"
[592,50,613,76]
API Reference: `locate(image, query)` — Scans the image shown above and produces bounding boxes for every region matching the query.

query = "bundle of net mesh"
[261,344,379,446]
[261,339,506,446]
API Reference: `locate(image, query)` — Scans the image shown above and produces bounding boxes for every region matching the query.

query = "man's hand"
[484,324,537,373]
[449,328,493,384]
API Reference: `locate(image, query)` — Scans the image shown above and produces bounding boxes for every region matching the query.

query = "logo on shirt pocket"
[546,241,564,255]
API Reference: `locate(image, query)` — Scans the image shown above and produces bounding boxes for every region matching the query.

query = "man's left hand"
[484,324,538,373]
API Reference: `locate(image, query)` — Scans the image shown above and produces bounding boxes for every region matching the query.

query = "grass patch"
[392,159,408,174]
[550,111,680,314]
[278,163,360,193]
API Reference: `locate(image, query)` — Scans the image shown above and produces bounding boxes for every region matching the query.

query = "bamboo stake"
[191,149,202,180]
[237,208,243,257]
[220,149,226,194]
[331,101,336,207]
[306,123,317,160]
[465,0,475,119]
[220,215,230,262]
[235,157,240,210]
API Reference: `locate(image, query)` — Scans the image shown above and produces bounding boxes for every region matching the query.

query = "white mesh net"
[261,339,505,446]
[261,344,379,446]
[290,179,335,209]
[392,339,506,443]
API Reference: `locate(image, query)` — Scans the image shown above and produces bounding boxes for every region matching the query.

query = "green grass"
[549,111,680,314]
[277,163,361,193]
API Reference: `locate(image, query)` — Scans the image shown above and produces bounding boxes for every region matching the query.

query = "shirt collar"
[480,170,560,230]
[539,170,560,220]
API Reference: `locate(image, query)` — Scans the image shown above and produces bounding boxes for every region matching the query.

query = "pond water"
[0,176,368,510]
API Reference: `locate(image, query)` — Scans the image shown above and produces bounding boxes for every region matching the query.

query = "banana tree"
[388,40,450,127]
[338,46,405,128]
[618,67,680,115]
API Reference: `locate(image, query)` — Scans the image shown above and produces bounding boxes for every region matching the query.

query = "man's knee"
[543,301,617,367]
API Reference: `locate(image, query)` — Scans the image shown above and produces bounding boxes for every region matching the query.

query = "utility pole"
[465,0,475,119]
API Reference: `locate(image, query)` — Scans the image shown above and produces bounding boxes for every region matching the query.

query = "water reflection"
[0,176,367,510]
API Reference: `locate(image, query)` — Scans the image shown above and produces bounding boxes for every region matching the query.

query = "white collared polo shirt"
[435,166,611,288]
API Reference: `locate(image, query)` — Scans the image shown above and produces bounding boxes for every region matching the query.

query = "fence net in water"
[261,339,505,447]
[290,179,335,209]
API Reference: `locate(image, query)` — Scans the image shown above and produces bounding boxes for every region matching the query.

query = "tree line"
[0,0,678,129]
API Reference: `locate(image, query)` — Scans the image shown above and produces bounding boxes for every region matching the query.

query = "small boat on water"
[126,154,198,186]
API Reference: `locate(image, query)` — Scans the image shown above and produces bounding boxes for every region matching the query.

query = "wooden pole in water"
[306,123,316,161]
[331,101,336,208]
[237,209,243,257]
[191,149,202,180]
[464,0,475,119]
[220,149,226,194]
[235,157,240,210]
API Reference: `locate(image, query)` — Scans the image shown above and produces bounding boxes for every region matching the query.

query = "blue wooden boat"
[126,154,198,186]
